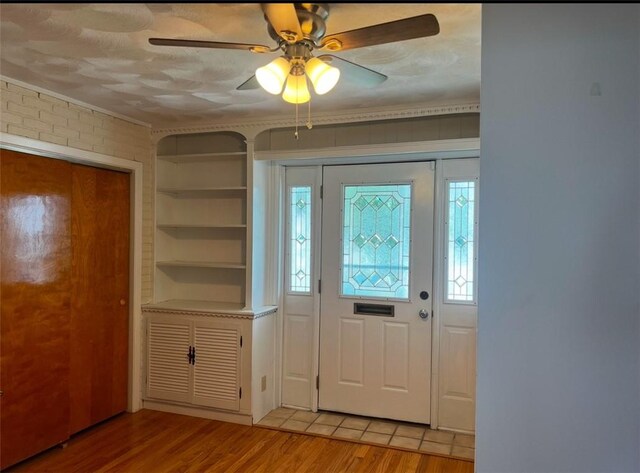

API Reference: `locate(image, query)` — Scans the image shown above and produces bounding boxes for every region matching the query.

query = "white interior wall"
[477,4,640,472]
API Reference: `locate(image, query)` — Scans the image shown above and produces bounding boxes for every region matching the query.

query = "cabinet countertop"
[142,300,277,319]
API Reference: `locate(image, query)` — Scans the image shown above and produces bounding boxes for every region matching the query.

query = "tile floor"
[255,407,475,462]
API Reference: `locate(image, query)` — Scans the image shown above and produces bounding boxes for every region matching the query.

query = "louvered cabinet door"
[147,318,192,403]
[192,320,241,411]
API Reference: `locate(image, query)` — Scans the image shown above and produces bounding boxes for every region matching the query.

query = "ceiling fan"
[149,4,440,105]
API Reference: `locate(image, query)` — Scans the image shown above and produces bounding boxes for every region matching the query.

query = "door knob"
[418,309,429,319]
[120,299,126,306]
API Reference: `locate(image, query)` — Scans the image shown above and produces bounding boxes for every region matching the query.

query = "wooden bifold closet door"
[0,151,72,469]
[0,150,130,469]
[69,163,130,434]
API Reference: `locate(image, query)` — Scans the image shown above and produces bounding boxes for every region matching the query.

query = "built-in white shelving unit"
[153,132,249,311]
[143,131,277,425]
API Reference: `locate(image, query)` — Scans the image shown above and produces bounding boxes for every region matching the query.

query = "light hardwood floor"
[9,410,474,472]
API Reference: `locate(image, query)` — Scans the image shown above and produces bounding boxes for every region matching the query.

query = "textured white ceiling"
[0,3,481,127]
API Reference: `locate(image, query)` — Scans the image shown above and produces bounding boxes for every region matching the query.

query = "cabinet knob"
[120,299,126,306]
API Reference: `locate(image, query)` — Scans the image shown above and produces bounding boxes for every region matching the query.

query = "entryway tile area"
[256,407,475,462]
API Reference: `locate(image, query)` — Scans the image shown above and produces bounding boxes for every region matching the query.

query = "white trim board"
[255,138,480,166]
[142,400,253,426]
[0,132,144,413]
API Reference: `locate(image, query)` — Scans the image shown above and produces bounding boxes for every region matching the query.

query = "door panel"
[284,315,312,379]
[69,164,130,434]
[192,320,240,411]
[319,162,434,423]
[147,318,192,402]
[382,321,409,391]
[0,150,71,469]
[338,318,365,385]
[281,168,319,409]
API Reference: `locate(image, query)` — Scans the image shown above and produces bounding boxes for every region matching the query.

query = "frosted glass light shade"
[282,74,310,104]
[256,57,290,95]
[305,57,340,95]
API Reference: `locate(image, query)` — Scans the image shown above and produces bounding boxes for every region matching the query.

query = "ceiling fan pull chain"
[294,101,299,140]
[307,98,313,130]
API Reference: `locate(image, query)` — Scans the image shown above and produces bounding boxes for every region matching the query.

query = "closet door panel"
[0,150,72,469]
[69,164,130,434]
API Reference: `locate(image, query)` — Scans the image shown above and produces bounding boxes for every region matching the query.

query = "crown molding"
[1,75,152,128]
[151,102,480,139]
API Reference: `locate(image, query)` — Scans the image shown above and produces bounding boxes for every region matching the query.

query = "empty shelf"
[157,186,247,195]
[156,260,245,269]
[157,152,246,163]
[157,223,246,229]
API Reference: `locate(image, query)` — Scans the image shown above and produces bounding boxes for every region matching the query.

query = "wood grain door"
[0,150,72,469]
[69,164,130,434]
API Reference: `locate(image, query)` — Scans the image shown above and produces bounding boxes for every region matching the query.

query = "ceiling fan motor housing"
[266,3,330,45]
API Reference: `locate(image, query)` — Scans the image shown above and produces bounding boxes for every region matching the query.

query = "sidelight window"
[445,180,476,302]
[289,186,312,293]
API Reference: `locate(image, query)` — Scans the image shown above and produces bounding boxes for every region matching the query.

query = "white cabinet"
[146,314,242,412]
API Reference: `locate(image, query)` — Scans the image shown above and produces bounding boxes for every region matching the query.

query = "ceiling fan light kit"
[255,57,290,94]
[282,72,311,104]
[148,3,440,131]
[305,57,340,95]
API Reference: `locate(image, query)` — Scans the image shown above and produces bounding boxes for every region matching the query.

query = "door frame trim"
[1,131,144,413]
[271,138,480,427]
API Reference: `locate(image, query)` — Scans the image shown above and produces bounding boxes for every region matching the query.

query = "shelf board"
[157,152,246,163]
[157,260,246,270]
[157,223,246,229]
[157,186,247,196]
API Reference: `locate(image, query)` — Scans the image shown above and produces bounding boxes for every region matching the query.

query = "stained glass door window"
[289,186,312,293]
[445,180,476,302]
[341,184,412,299]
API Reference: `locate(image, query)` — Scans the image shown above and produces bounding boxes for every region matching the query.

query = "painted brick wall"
[0,79,154,302]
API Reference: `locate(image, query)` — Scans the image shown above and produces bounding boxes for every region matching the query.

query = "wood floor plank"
[8,410,474,473]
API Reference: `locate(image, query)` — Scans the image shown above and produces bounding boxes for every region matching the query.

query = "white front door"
[318,162,434,423]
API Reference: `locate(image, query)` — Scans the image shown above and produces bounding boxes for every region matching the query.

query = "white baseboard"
[143,400,253,426]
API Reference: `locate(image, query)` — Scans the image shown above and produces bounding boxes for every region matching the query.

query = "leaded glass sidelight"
[446,180,476,302]
[289,186,312,293]
[342,184,411,299]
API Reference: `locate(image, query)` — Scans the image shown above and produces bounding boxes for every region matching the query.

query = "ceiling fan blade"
[261,3,303,43]
[319,13,439,52]
[149,38,271,53]
[318,55,387,88]
[236,75,260,91]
